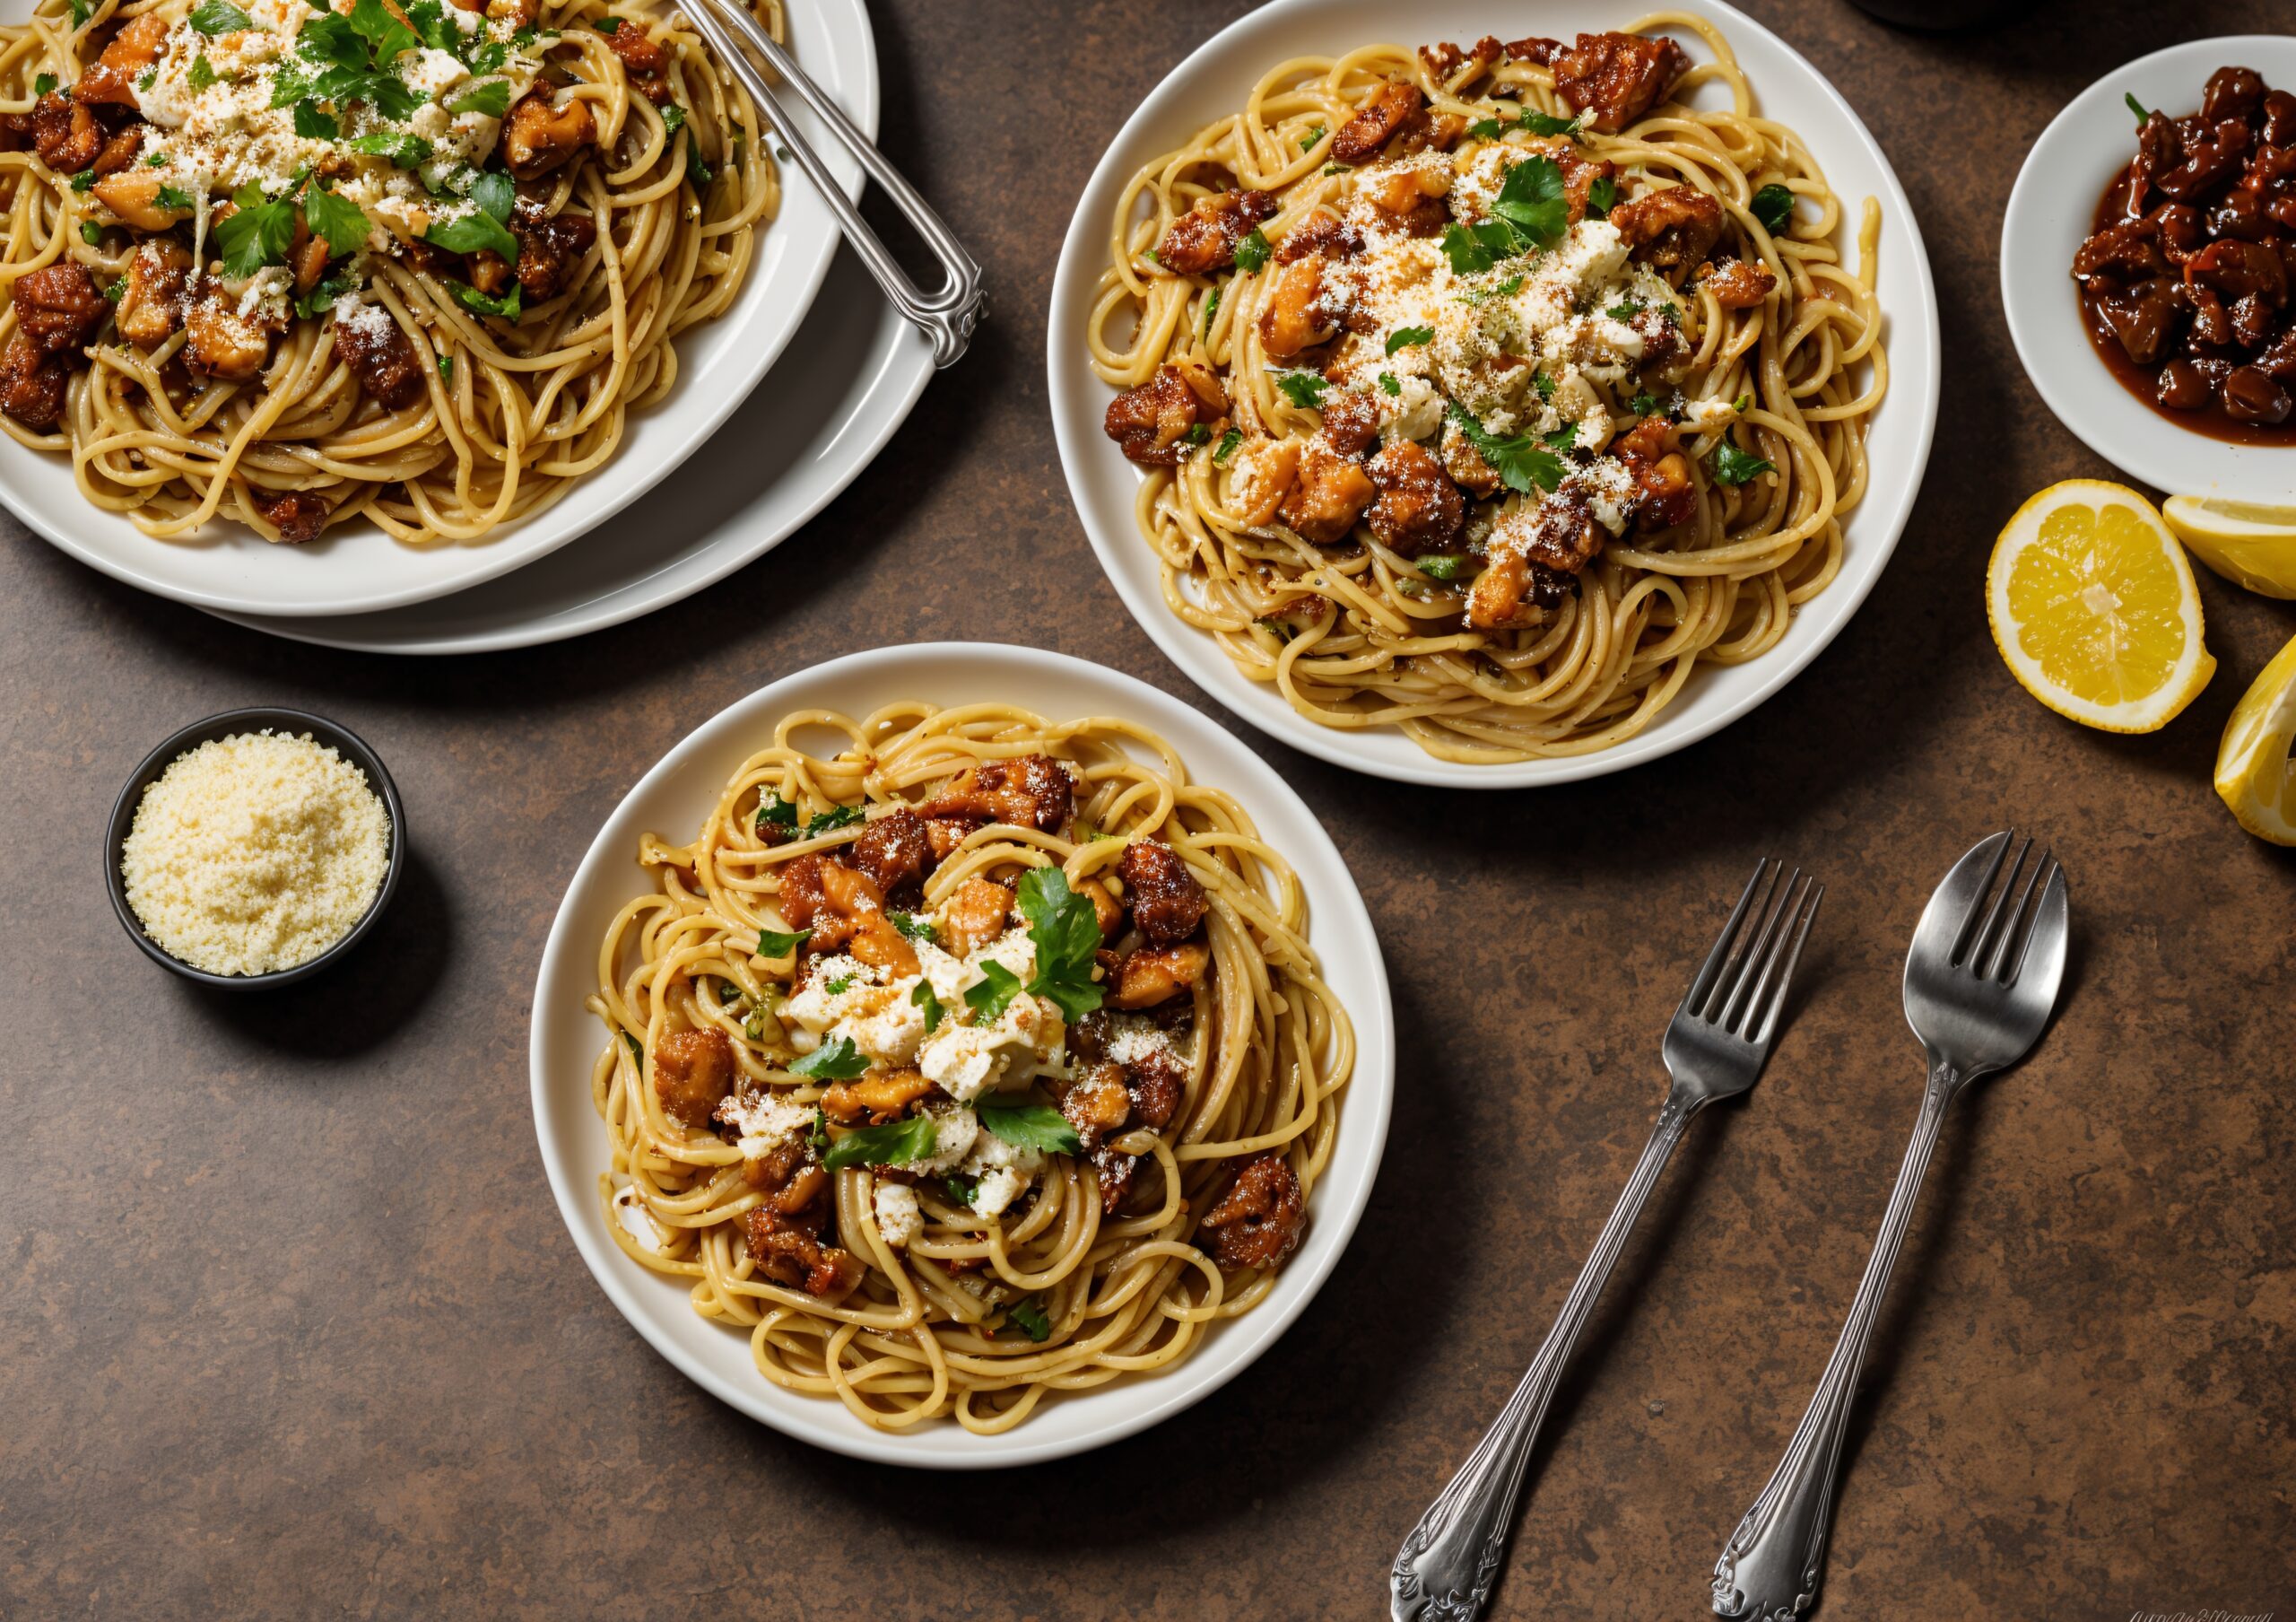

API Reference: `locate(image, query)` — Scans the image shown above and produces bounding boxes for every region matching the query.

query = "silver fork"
[1710,832,2070,1621]
[684,0,987,366]
[1391,861,1823,1622]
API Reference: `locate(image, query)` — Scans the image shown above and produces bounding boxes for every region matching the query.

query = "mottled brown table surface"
[5,1,2292,1618]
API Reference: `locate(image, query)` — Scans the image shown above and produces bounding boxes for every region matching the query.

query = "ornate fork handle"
[1391,1092,1694,1622]
[1710,1059,1967,1620]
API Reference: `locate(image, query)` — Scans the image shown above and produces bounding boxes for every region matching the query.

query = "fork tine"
[1996,853,2060,984]
[1700,860,1786,1023]
[1682,859,1776,1019]
[1963,833,2032,970]
[1980,844,2047,981]
[1750,881,1823,1048]
[1948,829,2015,965]
[1719,868,1803,1032]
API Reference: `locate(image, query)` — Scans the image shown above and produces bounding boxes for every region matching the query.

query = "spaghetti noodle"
[587,701,1354,1433]
[0,0,778,545]
[1087,13,1887,763]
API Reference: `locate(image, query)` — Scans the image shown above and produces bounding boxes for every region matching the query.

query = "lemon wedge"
[2162,495,2296,599]
[2214,632,2296,844]
[1987,480,2215,732]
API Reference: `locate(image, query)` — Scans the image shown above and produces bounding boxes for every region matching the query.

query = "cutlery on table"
[685,0,987,366]
[1391,861,1823,1622]
[1710,832,2070,1621]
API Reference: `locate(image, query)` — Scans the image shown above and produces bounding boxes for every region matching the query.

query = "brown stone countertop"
[2,1,2291,1617]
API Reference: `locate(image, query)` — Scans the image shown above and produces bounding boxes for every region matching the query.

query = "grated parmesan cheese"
[120,730,391,976]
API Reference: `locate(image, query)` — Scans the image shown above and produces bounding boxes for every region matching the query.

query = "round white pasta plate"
[527,643,1396,1468]
[1046,0,1940,788]
[2002,35,2296,500]
[0,0,878,618]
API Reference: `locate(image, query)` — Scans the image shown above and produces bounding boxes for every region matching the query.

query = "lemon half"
[1987,481,2215,733]
[2162,495,2296,599]
[2215,632,2296,844]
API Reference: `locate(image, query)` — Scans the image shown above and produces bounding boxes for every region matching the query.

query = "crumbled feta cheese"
[716,1089,815,1157]
[873,1182,922,1248]
[613,1185,667,1252]
[918,990,1049,1103]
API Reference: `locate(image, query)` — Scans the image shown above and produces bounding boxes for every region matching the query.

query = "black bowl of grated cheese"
[105,707,405,989]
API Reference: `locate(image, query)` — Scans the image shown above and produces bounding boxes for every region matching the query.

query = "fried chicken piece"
[652,1026,735,1129]
[1110,941,1210,1009]
[90,122,143,178]
[74,12,170,109]
[1103,361,1227,466]
[1058,1062,1134,1151]
[30,92,102,174]
[1330,80,1421,165]
[920,754,1076,833]
[743,1207,862,1302]
[1091,1147,1136,1215]
[822,1068,934,1125]
[1118,839,1209,947]
[602,16,674,102]
[1366,439,1465,555]
[1700,257,1778,308]
[1418,36,1501,86]
[1277,441,1375,545]
[1257,255,1342,359]
[332,304,426,410]
[1503,36,1564,65]
[1155,187,1275,275]
[1078,877,1124,939]
[183,279,282,383]
[1199,1152,1306,1269]
[1360,162,1450,236]
[941,876,1013,960]
[1439,418,1501,497]
[848,807,934,895]
[0,332,69,430]
[1609,184,1725,269]
[1275,214,1365,265]
[501,86,595,180]
[91,169,193,231]
[1550,31,1693,134]
[245,486,332,544]
[1613,416,1698,529]
[13,262,107,359]
[509,198,598,302]
[1318,390,1380,458]
[776,853,918,975]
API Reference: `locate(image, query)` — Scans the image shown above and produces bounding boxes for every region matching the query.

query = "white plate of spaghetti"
[1048,0,1938,786]
[0,0,875,617]
[528,643,1394,1467]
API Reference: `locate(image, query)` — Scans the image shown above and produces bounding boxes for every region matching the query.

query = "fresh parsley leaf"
[1300,123,1325,153]
[943,1173,977,1208]
[1273,370,1326,409]
[591,15,622,32]
[1439,218,1518,275]
[977,1100,1083,1156]
[1749,183,1796,234]
[1212,426,1241,464]
[1448,402,1563,496]
[1201,282,1220,338]
[465,37,505,74]
[188,0,255,35]
[1605,298,1644,320]
[1014,867,1104,1023]
[187,54,218,90]
[1519,109,1580,136]
[154,183,195,211]
[346,131,432,167]
[1630,390,1659,415]
[1231,225,1271,275]
[821,1112,938,1172]
[1733,393,1752,412]
[2124,91,2149,129]
[1709,440,1775,486]
[448,78,511,118]
[80,221,103,246]
[68,0,90,29]
[33,74,56,95]
[1180,423,1211,447]
[437,353,453,383]
[293,99,339,139]
[803,804,865,838]
[425,206,517,261]
[1378,371,1400,397]
[292,266,358,319]
[67,168,96,192]
[467,168,515,224]
[144,152,170,167]
[1385,324,1434,355]
[1006,1296,1053,1342]
[1533,371,1556,402]
[1586,175,1617,219]
[808,1109,830,1153]
[891,911,936,943]
[1544,421,1578,450]
[1465,115,1508,140]
[404,0,460,54]
[1419,553,1464,581]
[137,67,156,90]
[1460,272,1523,305]
[296,12,367,74]
[755,927,809,958]
[825,973,854,995]
[755,793,797,832]
[660,103,686,135]
[213,185,298,275]
[348,0,417,64]
[789,1035,870,1082]
[911,981,944,1034]
[964,961,1024,1024]
[1488,154,1569,250]
[305,183,371,259]
[683,131,713,193]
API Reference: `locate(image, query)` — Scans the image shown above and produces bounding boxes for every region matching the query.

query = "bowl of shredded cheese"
[106,710,404,988]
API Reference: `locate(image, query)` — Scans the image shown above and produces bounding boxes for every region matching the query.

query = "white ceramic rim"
[526,642,1397,1469]
[0,0,879,618]
[1046,0,1942,789]
[196,267,937,653]
[2001,34,2296,501]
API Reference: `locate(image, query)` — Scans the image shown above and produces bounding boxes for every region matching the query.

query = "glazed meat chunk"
[0,332,69,430]
[1418,36,1501,86]
[775,852,918,974]
[1330,80,1421,165]
[511,202,599,302]
[920,754,1075,833]
[941,876,1014,958]
[848,807,933,895]
[652,1026,735,1128]
[1117,838,1208,946]
[1057,1062,1134,1151]
[13,263,107,359]
[1613,417,1700,529]
[1276,441,1375,545]
[1318,390,1380,458]
[1199,1152,1306,1269]
[501,87,596,179]
[1365,440,1464,555]
[1610,184,1725,270]
[1701,257,1779,308]
[1103,362,1226,467]
[1257,256,1344,358]
[332,304,426,410]
[246,486,332,544]
[1551,31,1693,134]
[29,92,102,173]
[603,17,674,102]
[1275,214,1365,265]
[1111,940,1210,1009]
[1156,187,1275,275]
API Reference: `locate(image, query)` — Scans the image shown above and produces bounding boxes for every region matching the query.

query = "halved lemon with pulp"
[2214,632,2296,844]
[2162,495,2296,599]
[1987,480,2215,732]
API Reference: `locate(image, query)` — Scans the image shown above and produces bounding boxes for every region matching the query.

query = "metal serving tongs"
[682,0,985,367]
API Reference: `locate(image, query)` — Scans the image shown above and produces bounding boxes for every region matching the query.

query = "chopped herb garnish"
[1749,183,1796,234]
[1605,297,1644,321]
[1212,426,1242,464]
[755,927,810,958]
[187,0,254,35]
[1232,226,1272,275]
[808,1109,830,1153]
[824,973,855,995]
[33,74,57,95]
[1006,1297,1053,1342]
[187,54,218,90]
[346,0,416,63]
[1533,371,1556,402]
[1378,371,1400,397]
[154,183,194,211]
[293,99,339,139]
[1321,162,1347,176]
[448,78,511,118]
[976,1100,1083,1155]
[438,354,453,383]
[820,1112,937,1171]
[2124,91,2149,129]
[425,205,517,261]
[591,15,622,32]
[622,1031,644,1068]
[1419,553,1464,581]
[1710,440,1776,486]
[682,129,714,193]
[789,1035,870,1082]
[346,131,432,167]
[1013,867,1104,1022]
[144,151,170,167]
[1733,393,1752,412]
[1544,421,1578,450]
[755,792,798,833]
[293,267,358,318]
[803,804,865,838]
[1386,325,1434,355]
[1300,124,1326,152]
[1441,153,1572,273]
[136,67,155,90]
[1273,369,1327,409]
[100,276,124,304]
[943,1173,977,1208]
[1202,282,1221,338]
[891,911,936,943]
[1630,390,1659,416]
[1448,402,1563,496]
[1586,175,1617,219]
[1179,423,1211,447]
[964,961,1024,1024]
[67,0,90,28]
[911,981,944,1034]
[660,103,686,135]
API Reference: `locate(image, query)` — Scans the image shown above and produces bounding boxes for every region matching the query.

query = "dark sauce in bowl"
[2073,66,2296,448]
